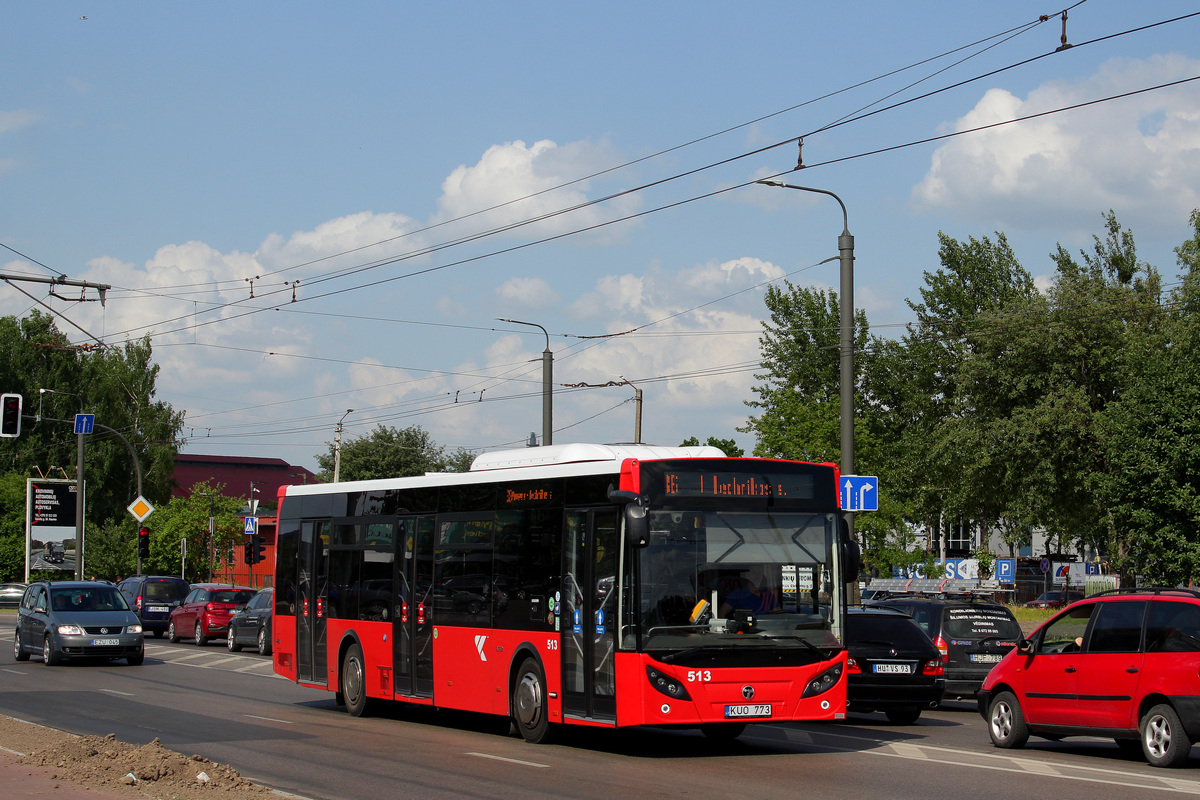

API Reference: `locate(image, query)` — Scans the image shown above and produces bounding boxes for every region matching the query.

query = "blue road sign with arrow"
[840,475,879,511]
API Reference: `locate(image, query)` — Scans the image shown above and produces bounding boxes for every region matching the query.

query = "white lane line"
[98,688,135,696]
[154,651,210,663]
[244,715,293,724]
[200,656,245,667]
[465,752,551,769]
[1,669,27,675]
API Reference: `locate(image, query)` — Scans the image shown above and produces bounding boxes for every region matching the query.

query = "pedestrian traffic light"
[0,394,21,438]
[137,526,150,560]
[251,535,266,565]
[243,541,254,565]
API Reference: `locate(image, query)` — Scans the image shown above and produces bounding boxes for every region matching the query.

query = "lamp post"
[497,318,553,446]
[756,179,855,530]
[333,409,354,482]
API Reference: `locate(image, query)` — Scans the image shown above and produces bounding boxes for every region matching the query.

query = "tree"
[140,482,247,582]
[679,436,744,457]
[315,424,453,482]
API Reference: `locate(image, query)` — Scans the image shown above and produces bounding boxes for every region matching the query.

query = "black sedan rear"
[845,606,944,724]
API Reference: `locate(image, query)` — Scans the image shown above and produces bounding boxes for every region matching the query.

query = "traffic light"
[0,393,21,438]
[243,541,254,565]
[251,535,266,565]
[137,526,150,560]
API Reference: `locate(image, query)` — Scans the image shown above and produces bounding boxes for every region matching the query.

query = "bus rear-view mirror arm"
[608,487,649,547]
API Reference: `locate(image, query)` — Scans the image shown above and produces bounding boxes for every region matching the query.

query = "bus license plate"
[725,704,772,719]
[91,638,119,646]
[971,653,1002,663]
[873,663,912,674]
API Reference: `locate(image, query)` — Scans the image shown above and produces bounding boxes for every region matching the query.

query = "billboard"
[26,479,82,575]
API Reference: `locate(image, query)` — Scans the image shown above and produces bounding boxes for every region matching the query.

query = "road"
[0,622,1197,800]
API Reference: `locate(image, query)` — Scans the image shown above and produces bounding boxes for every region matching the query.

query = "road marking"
[465,752,551,769]
[1,669,27,675]
[200,656,245,667]
[154,651,210,663]
[98,688,134,697]
[243,714,293,724]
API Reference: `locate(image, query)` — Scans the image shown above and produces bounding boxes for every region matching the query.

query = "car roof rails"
[867,577,1010,600]
[1089,586,1200,599]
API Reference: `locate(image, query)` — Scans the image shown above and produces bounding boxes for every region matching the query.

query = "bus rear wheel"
[341,642,374,717]
[512,657,556,744]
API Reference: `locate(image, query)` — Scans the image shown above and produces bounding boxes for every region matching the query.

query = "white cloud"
[494,276,560,309]
[912,55,1200,233]
[435,138,641,242]
[0,109,41,135]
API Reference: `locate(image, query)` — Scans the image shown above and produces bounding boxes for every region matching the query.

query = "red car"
[980,587,1200,767]
[167,583,256,646]
[1023,590,1084,609]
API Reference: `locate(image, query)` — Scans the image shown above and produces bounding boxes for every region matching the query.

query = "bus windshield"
[636,510,842,658]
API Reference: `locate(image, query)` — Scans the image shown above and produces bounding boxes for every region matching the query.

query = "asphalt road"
[0,618,1197,800]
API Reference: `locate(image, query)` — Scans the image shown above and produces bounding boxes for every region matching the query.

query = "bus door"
[562,508,619,722]
[394,515,435,698]
[296,520,331,685]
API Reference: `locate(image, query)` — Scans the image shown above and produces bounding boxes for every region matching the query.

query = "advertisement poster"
[26,479,81,575]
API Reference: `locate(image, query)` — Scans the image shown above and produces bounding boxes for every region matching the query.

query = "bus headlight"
[801,664,843,698]
[646,666,692,701]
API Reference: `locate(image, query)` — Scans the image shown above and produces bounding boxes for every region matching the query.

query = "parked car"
[117,575,190,638]
[845,606,945,724]
[227,587,273,655]
[167,583,256,646]
[0,582,27,608]
[868,594,1022,699]
[981,587,1200,768]
[13,580,144,665]
[1024,590,1084,609]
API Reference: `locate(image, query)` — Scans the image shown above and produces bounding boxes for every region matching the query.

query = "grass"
[1007,604,1056,625]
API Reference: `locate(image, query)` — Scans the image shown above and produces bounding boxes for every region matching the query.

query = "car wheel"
[341,642,374,717]
[511,656,556,743]
[257,627,271,656]
[167,620,180,644]
[227,627,242,652]
[988,691,1029,749]
[43,633,61,666]
[1141,703,1193,768]
[700,723,746,741]
[13,629,29,662]
[126,648,144,666]
[885,707,923,725]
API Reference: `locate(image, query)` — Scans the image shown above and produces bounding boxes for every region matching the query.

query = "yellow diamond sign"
[127,496,154,522]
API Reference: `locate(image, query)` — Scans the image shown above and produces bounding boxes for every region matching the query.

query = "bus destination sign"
[662,471,815,499]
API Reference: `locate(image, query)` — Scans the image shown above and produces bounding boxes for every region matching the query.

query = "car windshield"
[210,590,256,604]
[145,581,189,602]
[636,510,842,658]
[50,587,129,612]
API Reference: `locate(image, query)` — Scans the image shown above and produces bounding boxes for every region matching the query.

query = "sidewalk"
[0,747,135,800]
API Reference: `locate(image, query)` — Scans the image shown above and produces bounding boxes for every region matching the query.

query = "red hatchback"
[979,588,1200,767]
[167,584,256,646]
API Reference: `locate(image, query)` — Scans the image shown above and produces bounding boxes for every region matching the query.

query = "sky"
[3,2,1199,474]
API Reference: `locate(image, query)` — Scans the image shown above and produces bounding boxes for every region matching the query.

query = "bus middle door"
[296,520,331,686]
[394,515,435,699]
[562,508,618,722]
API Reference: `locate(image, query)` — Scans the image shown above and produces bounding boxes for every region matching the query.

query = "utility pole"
[333,409,353,482]
[497,319,552,446]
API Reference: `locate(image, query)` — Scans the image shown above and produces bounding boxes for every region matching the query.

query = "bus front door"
[296,520,330,685]
[562,508,618,722]
[394,515,435,699]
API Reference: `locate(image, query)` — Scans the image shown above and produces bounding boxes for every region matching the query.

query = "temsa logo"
[475,634,488,662]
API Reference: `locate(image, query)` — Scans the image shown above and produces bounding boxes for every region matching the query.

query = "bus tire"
[512,657,556,744]
[341,642,373,717]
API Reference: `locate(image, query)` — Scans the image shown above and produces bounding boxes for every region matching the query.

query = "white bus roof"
[469,442,725,472]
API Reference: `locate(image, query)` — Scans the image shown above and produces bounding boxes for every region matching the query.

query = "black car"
[845,606,945,724]
[227,587,273,655]
[117,575,190,638]
[14,580,144,665]
[869,595,1022,700]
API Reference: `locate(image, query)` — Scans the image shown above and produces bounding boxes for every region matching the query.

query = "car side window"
[1037,603,1095,654]
[1087,601,1146,653]
[184,589,199,604]
[1146,601,1200,652]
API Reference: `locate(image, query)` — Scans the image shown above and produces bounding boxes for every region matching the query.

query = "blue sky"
[3,2,1199,472]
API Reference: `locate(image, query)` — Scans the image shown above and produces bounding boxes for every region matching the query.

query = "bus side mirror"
[608,487,649,548]
[840,517,861,578]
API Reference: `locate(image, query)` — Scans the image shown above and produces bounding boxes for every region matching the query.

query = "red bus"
[272,443,859,742]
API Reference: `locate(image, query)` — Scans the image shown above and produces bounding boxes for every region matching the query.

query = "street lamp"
[333,409,353,482]
[756,178,856,529]
[496,318,553,446]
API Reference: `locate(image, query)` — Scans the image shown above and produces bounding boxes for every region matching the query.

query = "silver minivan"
[14,581,144,666]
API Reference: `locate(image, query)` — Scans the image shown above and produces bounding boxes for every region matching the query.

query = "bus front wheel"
[512,657,556,744]
[341,642,373,717]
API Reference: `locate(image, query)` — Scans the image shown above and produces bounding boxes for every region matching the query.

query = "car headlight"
[128,624,143,634]
[56,624,84,635]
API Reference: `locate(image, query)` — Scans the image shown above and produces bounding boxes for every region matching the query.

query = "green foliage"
[315,424,459,482]
[141,482,247,582]
[679,436,744,457]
